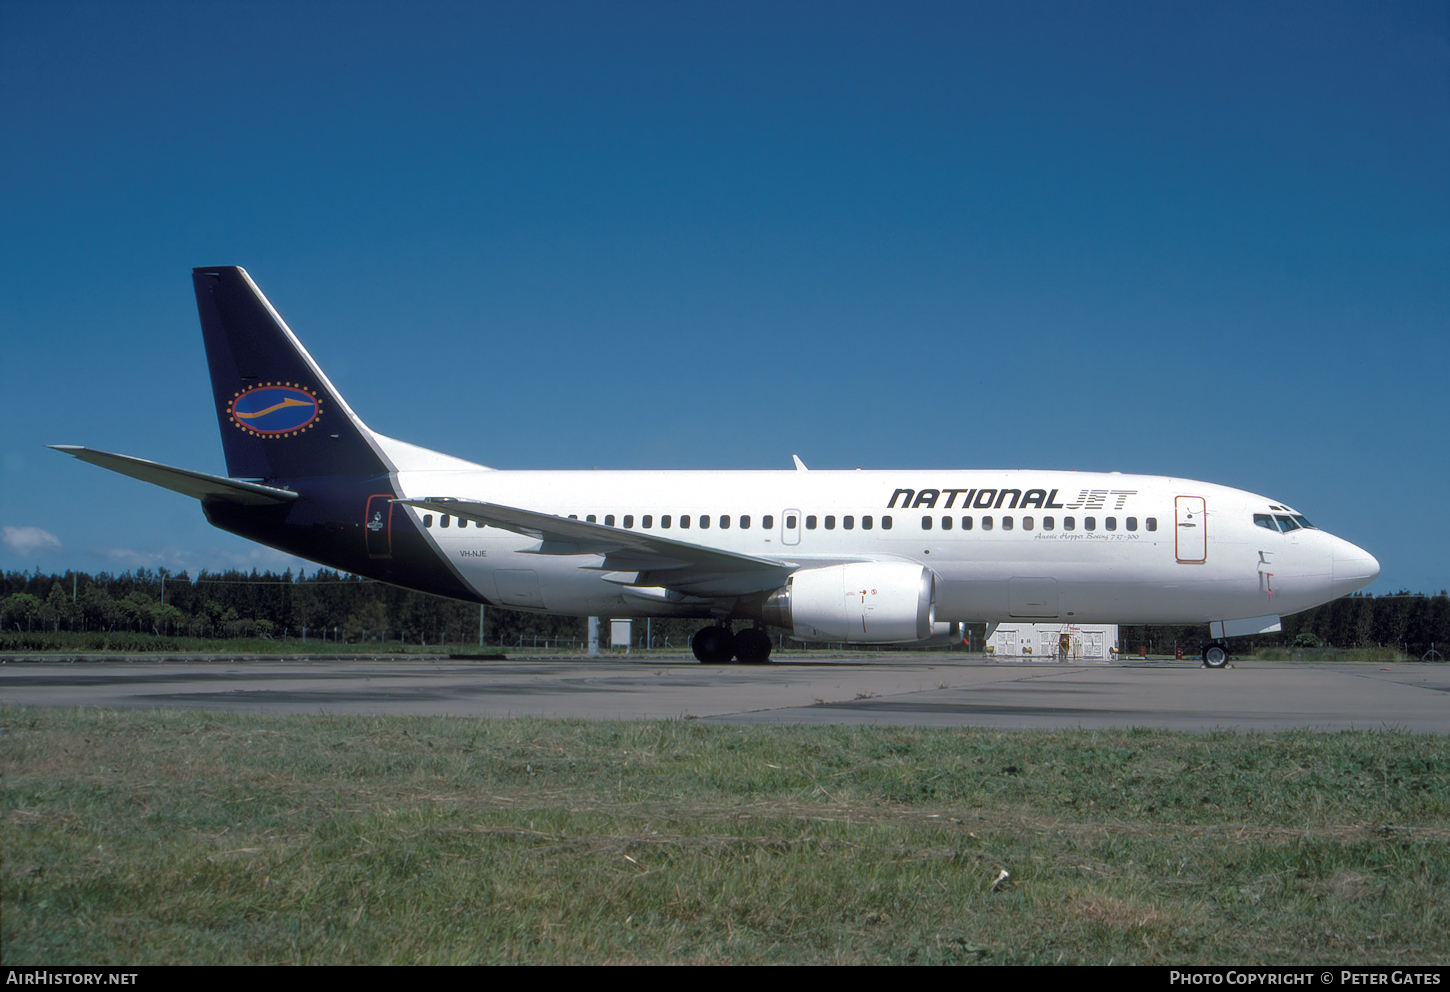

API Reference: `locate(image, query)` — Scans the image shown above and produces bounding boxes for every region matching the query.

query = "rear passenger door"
[365,494,392,559]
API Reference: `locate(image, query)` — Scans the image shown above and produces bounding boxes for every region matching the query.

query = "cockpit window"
[1292,515,1315,529]
[1254,514,1278,531]
[1274,514,1300,532]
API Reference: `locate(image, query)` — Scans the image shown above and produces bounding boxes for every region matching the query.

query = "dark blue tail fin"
[193,266,390,481]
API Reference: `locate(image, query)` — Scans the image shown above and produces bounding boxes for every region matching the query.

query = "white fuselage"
[394,466,1380,625]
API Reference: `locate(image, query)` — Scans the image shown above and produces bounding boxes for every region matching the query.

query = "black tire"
[1203,642,1229,668]
[735,628,773,664]
[691,626,738,664]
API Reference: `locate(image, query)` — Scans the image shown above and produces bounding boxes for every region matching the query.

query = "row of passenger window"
[574,513,778,530]
[420,511,1159,535]
[922,515,1158,532]
[419,512,890,531]
[795,515,891,530]
[571,514,898,531]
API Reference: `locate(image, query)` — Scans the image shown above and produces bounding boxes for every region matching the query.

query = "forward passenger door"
[1176,496,1207,563]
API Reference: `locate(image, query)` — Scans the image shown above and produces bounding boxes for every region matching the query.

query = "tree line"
[0,568,696,649]
[1121,589,1450,657]
[2,568,1447,655]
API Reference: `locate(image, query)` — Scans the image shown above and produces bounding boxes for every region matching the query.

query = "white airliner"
[53,267,1380,666]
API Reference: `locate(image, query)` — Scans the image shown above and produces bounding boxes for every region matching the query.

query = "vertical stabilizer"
[193,267,391,480]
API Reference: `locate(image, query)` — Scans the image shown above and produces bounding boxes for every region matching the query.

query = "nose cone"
[1331,539,1380,597]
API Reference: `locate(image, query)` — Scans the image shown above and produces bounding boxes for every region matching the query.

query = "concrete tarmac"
[1,655,1446,732]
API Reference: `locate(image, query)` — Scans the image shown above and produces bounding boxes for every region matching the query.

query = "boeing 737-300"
[52,267,1381,666]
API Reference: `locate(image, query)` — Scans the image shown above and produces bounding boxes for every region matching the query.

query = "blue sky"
[2,0,1446,594]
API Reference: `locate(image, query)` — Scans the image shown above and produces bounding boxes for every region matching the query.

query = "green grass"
[2,707,1445,964]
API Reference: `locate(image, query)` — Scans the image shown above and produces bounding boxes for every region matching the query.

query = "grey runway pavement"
[1,655,1446,731]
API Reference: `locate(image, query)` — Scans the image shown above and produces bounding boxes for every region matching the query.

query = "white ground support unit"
[987,623,1119,662]
[610,618,634,654]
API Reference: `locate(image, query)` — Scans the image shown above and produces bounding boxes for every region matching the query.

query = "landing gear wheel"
[692,626,738,664]
[1203,642,1229,668]
[734,628,773,664]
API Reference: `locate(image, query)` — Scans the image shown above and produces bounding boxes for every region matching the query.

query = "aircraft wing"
[49,446,299,506]
[395,497,798,596]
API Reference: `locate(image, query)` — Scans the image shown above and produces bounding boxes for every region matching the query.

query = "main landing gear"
[1202,642,1230,669]
[691,625,773,664]
[735,628,773,664]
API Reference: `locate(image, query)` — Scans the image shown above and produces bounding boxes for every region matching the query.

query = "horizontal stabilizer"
[49,446,299,506]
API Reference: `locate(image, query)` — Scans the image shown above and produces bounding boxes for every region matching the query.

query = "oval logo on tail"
[229,383,321,436]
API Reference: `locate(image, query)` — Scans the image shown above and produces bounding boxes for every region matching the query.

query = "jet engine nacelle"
[763,562,936,643]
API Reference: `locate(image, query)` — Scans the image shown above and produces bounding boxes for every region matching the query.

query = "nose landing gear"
[1202,642,1230,668]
